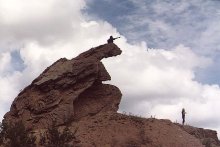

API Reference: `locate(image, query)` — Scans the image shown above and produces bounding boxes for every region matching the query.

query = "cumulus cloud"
[0,52,11,73]
[0,0,119,118]
[87,0,220,56]
[104,41,220,134]
[0,0,220,138]
[105,42,210,107]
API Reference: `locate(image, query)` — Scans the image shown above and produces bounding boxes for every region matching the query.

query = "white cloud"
[104,41,220,136]
[0,52,11,73]
[0,0,220,138]
[105,43,211,102]
[0,0,86,49]
[117,0,220,56]
[0,71,22,119]
[0,0,120,119]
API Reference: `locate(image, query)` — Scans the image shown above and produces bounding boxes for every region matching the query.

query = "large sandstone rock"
[2,43,220,147]
[4,43,122,129]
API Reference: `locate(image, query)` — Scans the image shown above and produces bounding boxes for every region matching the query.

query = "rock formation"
[178,124,220,147]
[68,113,216,147]
[4,43,122,130]
[2,43,220,147]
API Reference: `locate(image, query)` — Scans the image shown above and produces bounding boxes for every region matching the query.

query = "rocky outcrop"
[2,43,220,147]
[52,113,209,147]
[4,43,122,130]
[177,124,220,147]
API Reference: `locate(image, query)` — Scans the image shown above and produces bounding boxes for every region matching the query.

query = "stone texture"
[3,43,122,130]
[177,124,220,147]
[56,113,207,147]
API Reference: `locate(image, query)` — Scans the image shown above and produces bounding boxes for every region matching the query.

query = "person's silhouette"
[182,108,186,125]
[107,36,120,43]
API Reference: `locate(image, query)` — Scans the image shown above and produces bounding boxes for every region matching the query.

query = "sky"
[0,0,220,137]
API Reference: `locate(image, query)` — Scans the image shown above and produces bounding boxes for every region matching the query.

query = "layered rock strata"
[4,43,122,130]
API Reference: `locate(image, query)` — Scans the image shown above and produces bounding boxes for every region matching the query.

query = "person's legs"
[182,115,185,125]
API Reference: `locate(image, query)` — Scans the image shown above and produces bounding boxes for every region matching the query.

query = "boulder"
[4,43,122,129]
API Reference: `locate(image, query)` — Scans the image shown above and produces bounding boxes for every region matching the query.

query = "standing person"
[107,36,120,43]
[182,108,186,125]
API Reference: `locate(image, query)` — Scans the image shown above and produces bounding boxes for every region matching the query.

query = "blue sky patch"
[10,50,25,72]
[85,0,220,85]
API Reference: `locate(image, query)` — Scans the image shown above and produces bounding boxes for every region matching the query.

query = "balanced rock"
[4,43,122,130]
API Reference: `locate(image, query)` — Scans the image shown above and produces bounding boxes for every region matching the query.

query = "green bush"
[0,121,36,147]
[39,121,74,147]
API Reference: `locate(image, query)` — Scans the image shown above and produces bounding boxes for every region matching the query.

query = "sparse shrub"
[0,121,36,147]
[39,121,74,147]
[128,113,144,125]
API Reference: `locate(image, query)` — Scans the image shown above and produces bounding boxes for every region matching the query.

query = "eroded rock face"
[178,125,220,146]
[4,43,122,129]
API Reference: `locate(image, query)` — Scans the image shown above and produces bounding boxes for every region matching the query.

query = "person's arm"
[113,37,120,40]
